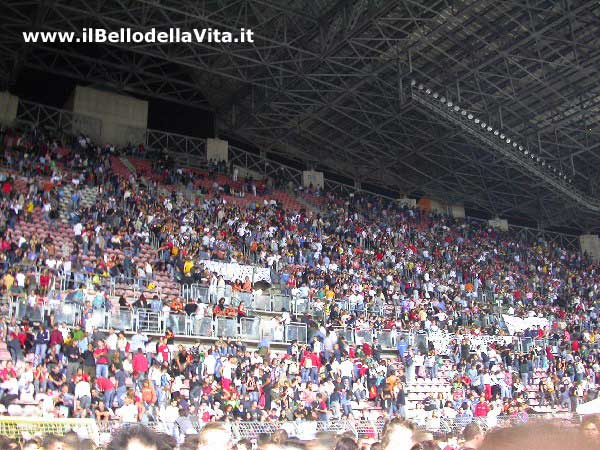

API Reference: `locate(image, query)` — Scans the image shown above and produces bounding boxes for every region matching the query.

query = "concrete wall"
[416,198,464,218]
[68,86,148,146]
[207,138,229,162]
[488,218,509,231]
[580,234,600,262]
[397,197,417,208]
[450,205,466,219]
[302,170,324,189]
[0,91,19,125]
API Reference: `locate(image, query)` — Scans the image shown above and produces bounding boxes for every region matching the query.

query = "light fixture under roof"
[487,126,493,132]
[494,130,499,136]
[447,101,453,107]
[512,142,517,148]
[425,88,431,95]
[461,110,467,116]
[518,145,523,151]
[542,161,546,166]
[506,138,511,144]
[500,134,505,139]
[411,79,416,86]
[418,83,424,90]
[433,92,439,99]
[524,150,529,155]
[467,114,473,120]
[440,96,446,103]
[474,118,480,124]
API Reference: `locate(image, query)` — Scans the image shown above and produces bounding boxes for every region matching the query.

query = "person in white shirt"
[203,351,217,377]
[74,377,91,409]
[116,397,138,423]
[0,374,19,397]
[105,329,118,352]
[159,400,180,437]
[280,309,291,325]
[73,222,83,238]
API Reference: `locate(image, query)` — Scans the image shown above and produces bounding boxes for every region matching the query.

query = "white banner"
[502,314,549,335]
[200,260,271,284]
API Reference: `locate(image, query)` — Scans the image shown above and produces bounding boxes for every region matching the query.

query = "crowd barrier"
[102,413,573,443]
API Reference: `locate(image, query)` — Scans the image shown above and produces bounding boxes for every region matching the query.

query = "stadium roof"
[1,0,600,232]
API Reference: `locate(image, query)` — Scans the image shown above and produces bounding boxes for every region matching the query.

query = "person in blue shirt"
[397,336,408,359]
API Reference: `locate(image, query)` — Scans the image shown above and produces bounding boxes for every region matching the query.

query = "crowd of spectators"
[0,126,599,448]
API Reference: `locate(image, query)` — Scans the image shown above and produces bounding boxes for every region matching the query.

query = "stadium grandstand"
[0,1,600,449]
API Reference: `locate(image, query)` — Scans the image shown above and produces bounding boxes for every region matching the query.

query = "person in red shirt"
[49,325,63,354]
[132,349,149,377]
[93,340,109,379]
[474,395,490,417]
[95,376,115,407]
[38,270,51,294]
[156,337,169,363]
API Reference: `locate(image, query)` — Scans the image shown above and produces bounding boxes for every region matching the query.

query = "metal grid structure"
[1,0,599,231]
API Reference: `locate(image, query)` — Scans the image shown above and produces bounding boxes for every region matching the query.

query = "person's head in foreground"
[335,437,358,450]
[107,425,177,450]
[479,421,597,450]
[460,423,484,450]
[410,431,439,450]
[381,417,416,450]
[197,422,234,450]
[581,414,600,439]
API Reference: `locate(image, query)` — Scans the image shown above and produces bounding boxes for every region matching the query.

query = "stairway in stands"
[120,157,137,176]
[293,193,321,214]
[59,183,98,222]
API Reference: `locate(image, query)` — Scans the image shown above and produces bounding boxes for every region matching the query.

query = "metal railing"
[0,297,572,354]
[100,413,574,445]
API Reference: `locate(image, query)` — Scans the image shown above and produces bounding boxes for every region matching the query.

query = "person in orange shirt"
[140,379,157,406]
[242,276,253,292]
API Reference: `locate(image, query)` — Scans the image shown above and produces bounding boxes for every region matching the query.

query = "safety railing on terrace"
[3,297,571,356]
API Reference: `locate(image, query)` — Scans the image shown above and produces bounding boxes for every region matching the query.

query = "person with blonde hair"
[381,417,416,450]
[197,422,233,450]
